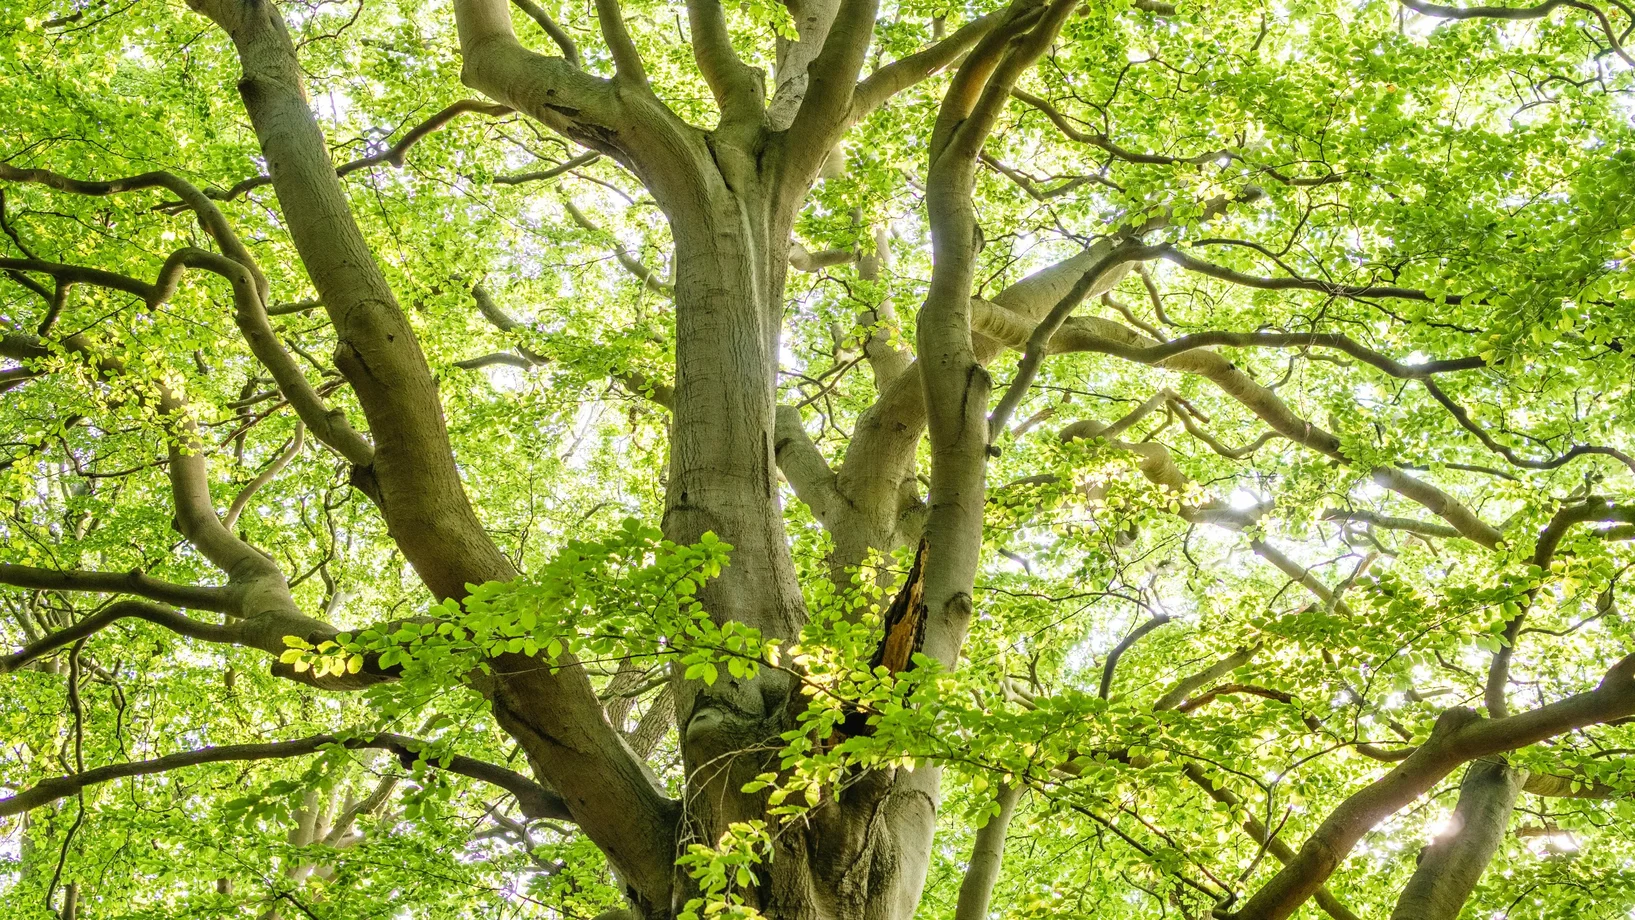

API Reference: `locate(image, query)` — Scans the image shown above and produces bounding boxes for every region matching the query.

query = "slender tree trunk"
[956,784,1023,920]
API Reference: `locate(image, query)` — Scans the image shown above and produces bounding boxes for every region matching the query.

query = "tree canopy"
[3,0,1635,918]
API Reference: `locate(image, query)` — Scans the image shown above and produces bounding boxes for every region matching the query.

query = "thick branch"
[788,243,857,272]
[780,0,882,189]
[852,12,1004,118]
[686,0,763,123]
[774,405,846,524]
[1388,759,1526,920]
[595,0,650,85]
[454,0,646,177]
[201,0,514,597]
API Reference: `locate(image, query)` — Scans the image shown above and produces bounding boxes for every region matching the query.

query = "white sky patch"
[482,363,529,393]
[1399,11,1443,41]
[314,88,355,126]
[562,398,607,471]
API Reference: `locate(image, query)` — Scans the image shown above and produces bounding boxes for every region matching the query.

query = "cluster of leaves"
[284,522,762,717]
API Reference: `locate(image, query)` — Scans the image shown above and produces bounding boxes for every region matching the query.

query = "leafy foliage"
[4,0,1635,917]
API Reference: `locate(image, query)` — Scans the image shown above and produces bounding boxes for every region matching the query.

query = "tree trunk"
[661,178,933,920]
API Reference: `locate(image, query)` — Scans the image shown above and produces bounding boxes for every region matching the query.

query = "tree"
[3,0,1635,916]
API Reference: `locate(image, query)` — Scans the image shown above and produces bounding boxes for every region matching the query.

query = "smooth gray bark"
[1389,760,1526,920]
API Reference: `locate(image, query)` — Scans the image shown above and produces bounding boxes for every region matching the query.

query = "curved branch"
[492,151,600,185]
[0,258,155,302]
[0,564,236,614]
[1487,498,1635,716]
[0,199,371,466]
[1100,613,1173,699]
[974,298,1505,545]
[154,247,373,465]
[0,600,240,674]
[998,304,1509,547]
[511,0,581,65]
[561,198,673,295]
[774,405,846,525]
[223,422,305,530]
[954,783,1024,920]
[1398,0,1634,66]
[1422,378,1635,477]
[1012,89,1233,166]
[1012,90,1348,187]
[0,731,571,822]
[1321,509,1464,540]
[0,163,267,301]
[463,283,673,407]
[781,0,884,186]
[1172,404,1279,459]
[1154,645,1261,711]
[1130,331,1485,378]
[1161,247,1468,305]
[686,0,764,123]
[199,99,513,204]
[989,242,1163,439]
[595,0,650,86]
[1233,652,1635,920]
[338,100,514,176]
[1179,763,1362,920]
